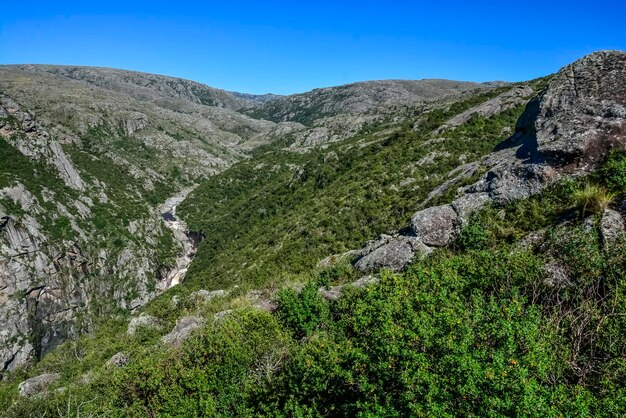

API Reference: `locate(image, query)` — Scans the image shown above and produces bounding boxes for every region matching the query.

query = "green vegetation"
[180,84,537,291]
[4,77,626,416]
[573,183,615,216]
[2,101,625,417]
[2,161,626,416]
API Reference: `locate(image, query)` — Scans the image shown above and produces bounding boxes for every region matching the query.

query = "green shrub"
[276,281,331,338]
[601,151,626,192]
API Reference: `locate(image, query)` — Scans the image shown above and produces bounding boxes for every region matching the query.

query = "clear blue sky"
[1,1,625,95]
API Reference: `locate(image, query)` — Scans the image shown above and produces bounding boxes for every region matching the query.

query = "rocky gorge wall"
[0,97,189,372]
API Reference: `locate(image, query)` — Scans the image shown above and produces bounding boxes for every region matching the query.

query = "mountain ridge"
[1,51,626,416]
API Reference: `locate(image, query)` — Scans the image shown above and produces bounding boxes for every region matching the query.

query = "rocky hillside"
[0,51,625,416]
[352,50,626,271]
[0,64,507,372]
[0,66,282,370]
[245,78,502,124]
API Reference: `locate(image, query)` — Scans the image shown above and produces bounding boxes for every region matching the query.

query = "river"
[158,186,197,290]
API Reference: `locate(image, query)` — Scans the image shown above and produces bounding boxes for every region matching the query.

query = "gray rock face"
[354,51,626,272]
[544,261,572,287]
[18,373,60,397]
[161,316,205,346]
[451,193,491,221]
[213,310,234,321]
[600,209,625,244]
[1,96,85,190]
[106,352,130,368]
[127,314,161,336]
[532,51,626,165]
[436,84,534,132]
[318,286,343,301]
[411,205,459,247]
[354,235,431,271]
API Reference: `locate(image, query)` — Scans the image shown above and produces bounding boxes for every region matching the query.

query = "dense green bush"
[601,151,626,192]
[276,281,331,338]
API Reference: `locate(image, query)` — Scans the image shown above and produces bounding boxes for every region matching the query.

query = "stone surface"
[544,261,572,287]
[127,314,161,336]
[435,84,534,132]
[411,205,459,247]
[161,316,205,346]
[106,352,129,368]
[533,51,626,165]
[451,192,491,221]
[213,310,234,321]
[600,209,625,244]
[355,235,431,271]
[18,373,60,397]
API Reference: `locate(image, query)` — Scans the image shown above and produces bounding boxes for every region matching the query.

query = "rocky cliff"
[353,50,626,271]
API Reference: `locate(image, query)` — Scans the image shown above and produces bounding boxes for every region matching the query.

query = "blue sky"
[1,1,625,95]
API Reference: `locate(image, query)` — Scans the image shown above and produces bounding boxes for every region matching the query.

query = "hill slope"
[0,50,624,416]
[0,51,625,417]
[0,64,505,371]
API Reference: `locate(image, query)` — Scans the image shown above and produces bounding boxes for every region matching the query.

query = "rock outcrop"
[533,51,626,165]
[600,209,625,244]
[127,314,161,336]
[354,235,431,272]
[106,352,130,368]
[161,316,205,346]
[18,373,60,398]
[0,96,85,190]
[433,84,534,133]
[354,51,626,272]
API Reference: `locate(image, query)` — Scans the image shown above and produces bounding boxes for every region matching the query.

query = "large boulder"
[355,235,431,271]
[18,373,60,398]
[161,316,205,346]
[106,352,130,368]
[410,205,459,247]
[533,50,626,165]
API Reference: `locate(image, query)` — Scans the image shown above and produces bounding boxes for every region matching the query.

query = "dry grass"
[573,183,615,215]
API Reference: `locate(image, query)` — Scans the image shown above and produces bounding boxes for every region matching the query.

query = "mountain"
[244,78,501,124]
[0,64,279,370]
[0,51,625,416]
[0,63,509,370]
